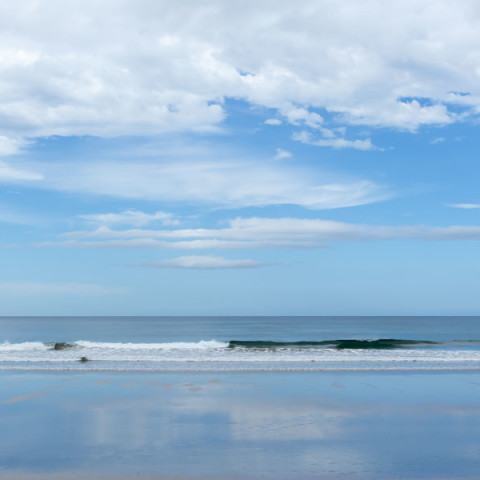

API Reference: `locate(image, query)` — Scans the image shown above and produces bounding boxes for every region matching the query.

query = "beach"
[2,368,480,479]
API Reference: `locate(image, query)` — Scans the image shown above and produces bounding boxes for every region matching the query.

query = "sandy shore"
[1,371,480,479]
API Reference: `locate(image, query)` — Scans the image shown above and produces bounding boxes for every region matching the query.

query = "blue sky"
[1,0,480,315]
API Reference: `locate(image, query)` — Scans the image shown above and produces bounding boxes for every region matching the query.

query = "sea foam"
[1,338,480,371]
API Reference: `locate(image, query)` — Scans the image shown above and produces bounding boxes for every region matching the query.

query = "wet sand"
[1,371,480,479]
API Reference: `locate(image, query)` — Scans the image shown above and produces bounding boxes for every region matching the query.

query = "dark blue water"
[2,316,480,342]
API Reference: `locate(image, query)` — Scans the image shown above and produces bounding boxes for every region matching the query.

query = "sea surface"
[1,316,480,371]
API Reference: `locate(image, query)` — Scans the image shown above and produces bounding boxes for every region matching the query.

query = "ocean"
[2,316,480,479]
[1,316,480,371]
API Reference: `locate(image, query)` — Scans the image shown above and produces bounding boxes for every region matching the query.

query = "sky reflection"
[0,371,479,479]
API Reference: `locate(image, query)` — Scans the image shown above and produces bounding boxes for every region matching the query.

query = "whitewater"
[1,316,479,371]
[1,338,480,372]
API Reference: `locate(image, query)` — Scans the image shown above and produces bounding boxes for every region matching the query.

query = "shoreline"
[2,365,480,372]
[6,476,477,480]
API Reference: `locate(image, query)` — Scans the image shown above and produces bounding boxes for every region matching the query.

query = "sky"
[1,0,480,315]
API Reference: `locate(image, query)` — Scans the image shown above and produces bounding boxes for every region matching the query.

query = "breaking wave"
[0,338,479,371]
[227,339,439,349]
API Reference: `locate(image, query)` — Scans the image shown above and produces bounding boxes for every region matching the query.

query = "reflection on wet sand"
[4,391,45,404]
[93,379,113,385]
[0,372,479,479]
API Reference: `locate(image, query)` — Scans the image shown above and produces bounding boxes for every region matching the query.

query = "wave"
[228,339,439,350]
[0,338,442,353]
[1,337,480,372]
[45,342,76,350]
[0,341,49,351]
[75,340,229,350]
[0,340,230,352]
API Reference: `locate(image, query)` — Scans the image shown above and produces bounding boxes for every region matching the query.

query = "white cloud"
[281,106,324,129]
[338,100,453,131]
[0,282,126,295]
[274,148,292,159]
[0,136,25,156]
[79,209,179,227]
[293,131,377,151]
[430,137,445,144]
[43,216,480,251]
[264,118,282,126]
[448,203,480,209]
[146,255,270,269]
[0,0,479,145]
[14,157,388,209]
[0,160,43,181]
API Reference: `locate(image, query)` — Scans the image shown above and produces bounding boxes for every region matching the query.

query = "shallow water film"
[1,370,479,479]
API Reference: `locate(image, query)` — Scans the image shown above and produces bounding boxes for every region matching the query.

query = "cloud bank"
[1,0,480,152]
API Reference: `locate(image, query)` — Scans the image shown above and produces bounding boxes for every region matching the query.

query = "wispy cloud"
[264,118,281,126]
[274,148,292,160]
[79,209,179,227]
[448,203,480,209]
[0,160,43,182]
[12,157,388,210]
[145,255,271,269]
[41,216,480,251]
